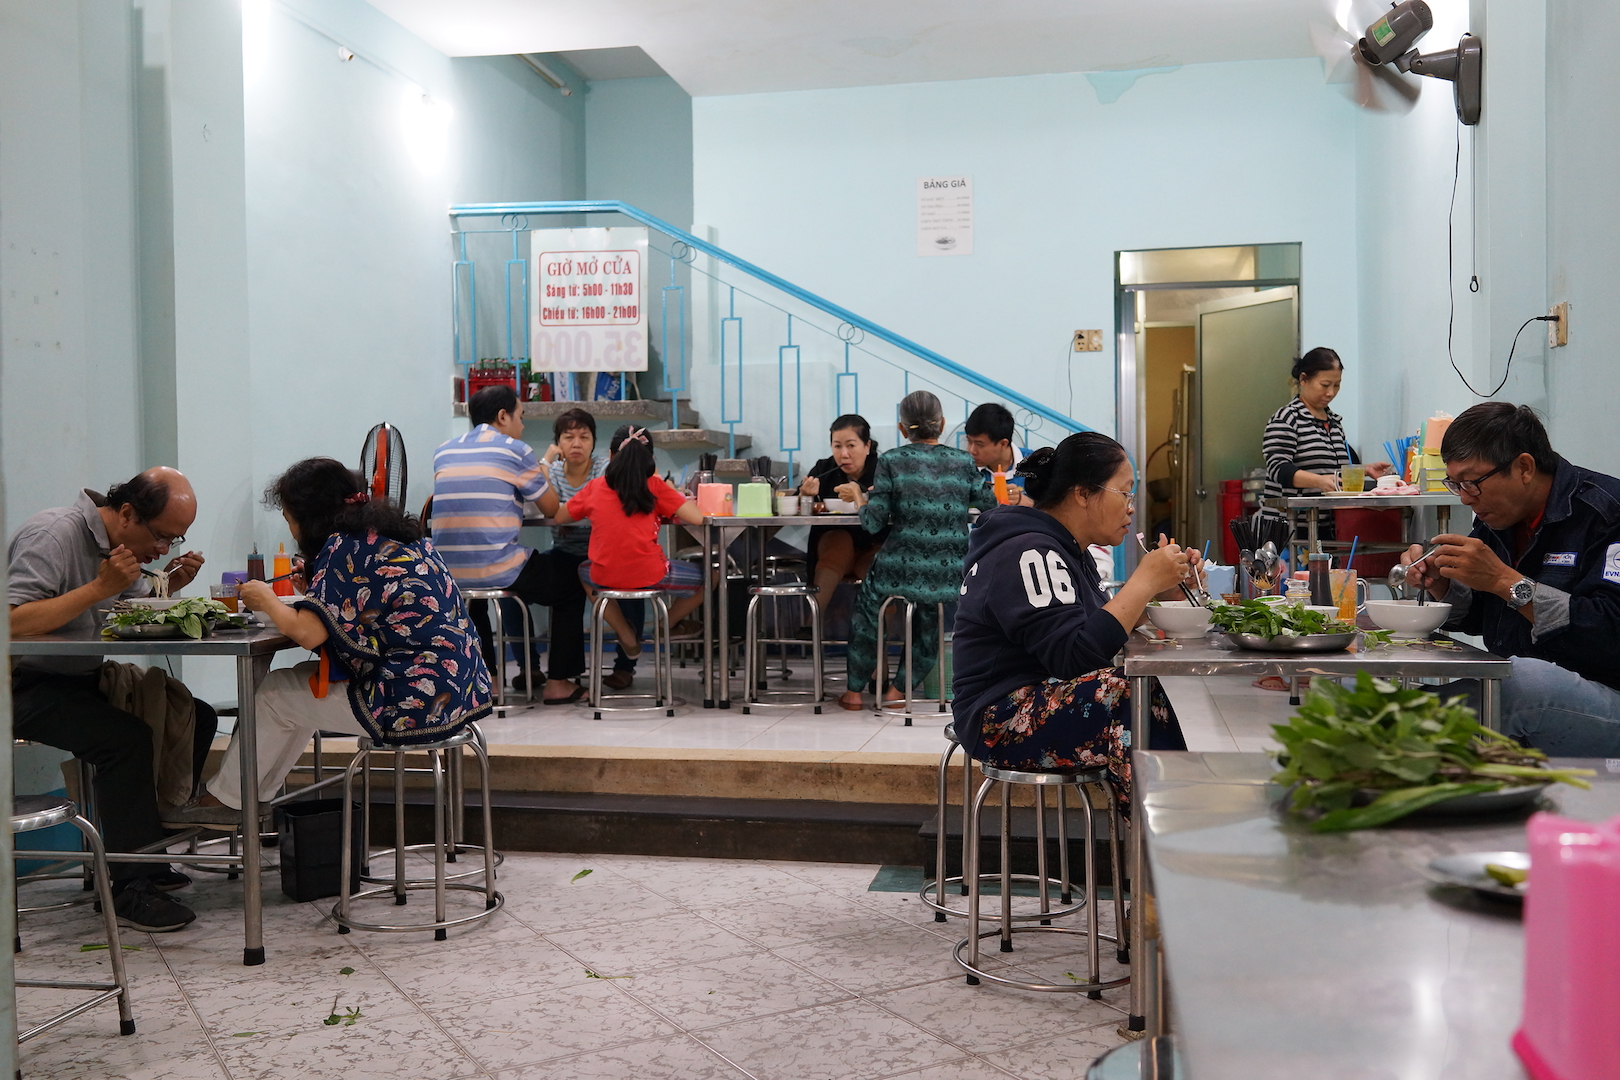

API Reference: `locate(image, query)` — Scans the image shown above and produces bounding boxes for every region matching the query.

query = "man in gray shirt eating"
[9,467,214,932]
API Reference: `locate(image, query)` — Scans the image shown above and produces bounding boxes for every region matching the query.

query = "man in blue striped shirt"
[434,386,590,701]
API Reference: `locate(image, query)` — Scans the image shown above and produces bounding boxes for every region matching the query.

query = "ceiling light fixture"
[519,54,574,97]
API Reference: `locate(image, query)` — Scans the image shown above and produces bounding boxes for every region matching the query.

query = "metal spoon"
[1387,546,1440,595]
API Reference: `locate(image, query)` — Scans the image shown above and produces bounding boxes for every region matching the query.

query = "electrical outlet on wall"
[1073,329,1103,352]
[1548,302,1569,347]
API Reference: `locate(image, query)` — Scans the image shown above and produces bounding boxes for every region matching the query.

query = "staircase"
[447,200,1089,472]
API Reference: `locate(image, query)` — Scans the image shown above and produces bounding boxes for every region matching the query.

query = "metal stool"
[874,597,950,726]
[355,730,505,887]
[955,764,1129,998]
[584,588,680,718]
[461,588,535,709]
[919,722,1083,924]
[334,724,503,940]
[743,584,823,713]
[12,795,134,1039]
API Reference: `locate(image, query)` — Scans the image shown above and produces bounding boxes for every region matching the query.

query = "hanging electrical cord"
[1447,121,1552,397]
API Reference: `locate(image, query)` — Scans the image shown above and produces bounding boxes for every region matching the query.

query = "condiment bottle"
[272,543,293,596]
[1308,552,1333,606]
[1285,576,1311,604]
[993,471,1011,505]
[247,545,265,582]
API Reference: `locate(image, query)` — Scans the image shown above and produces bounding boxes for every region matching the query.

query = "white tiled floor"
[476,664,1288,755]
[16,853,1131,1080]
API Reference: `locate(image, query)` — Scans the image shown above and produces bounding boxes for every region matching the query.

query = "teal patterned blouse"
[858,442,995,605]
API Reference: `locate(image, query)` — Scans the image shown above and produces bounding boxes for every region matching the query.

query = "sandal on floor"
[543,685,587,705]
[1252,676,1290,692]
[836,694,865,711]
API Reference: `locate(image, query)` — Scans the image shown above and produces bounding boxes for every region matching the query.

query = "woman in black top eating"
[800,415,886,610]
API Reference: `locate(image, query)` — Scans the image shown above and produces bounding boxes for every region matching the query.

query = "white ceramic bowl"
[1363,600,1451,637]
[1146,601,1213,639]
[821,498,859,514]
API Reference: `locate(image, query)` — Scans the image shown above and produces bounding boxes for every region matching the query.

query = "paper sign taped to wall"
[917,176,973,257]
[529,227,648,371]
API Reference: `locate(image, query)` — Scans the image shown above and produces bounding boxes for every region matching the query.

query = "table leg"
[717,525,731,708]
[702,520,716,708]
[236,653,272,966]
[1481,678,1502,733]
[1128,674,1153,1032]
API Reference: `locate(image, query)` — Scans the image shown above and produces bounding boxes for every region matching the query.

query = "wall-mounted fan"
[1313,1,1482,124]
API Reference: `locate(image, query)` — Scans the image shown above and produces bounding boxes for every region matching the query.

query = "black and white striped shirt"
[1262,397,1349,505]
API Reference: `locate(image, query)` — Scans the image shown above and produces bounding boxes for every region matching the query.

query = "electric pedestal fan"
[359,422,407,507]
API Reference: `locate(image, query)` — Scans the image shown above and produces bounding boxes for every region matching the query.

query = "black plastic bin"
[277,799,363,903]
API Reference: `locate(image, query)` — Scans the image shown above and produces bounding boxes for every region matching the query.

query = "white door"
[1194,287,1299,550]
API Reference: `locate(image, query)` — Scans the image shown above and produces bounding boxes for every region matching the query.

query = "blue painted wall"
[692,59,1364,446]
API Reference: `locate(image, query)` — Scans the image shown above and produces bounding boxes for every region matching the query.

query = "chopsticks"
[1137,532,1203,607]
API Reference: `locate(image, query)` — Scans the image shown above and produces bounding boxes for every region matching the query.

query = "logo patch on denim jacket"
[1604,544,1620,585]
[1543,552,1577,567]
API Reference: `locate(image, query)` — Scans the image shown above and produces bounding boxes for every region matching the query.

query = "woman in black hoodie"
[952,432,1195,808]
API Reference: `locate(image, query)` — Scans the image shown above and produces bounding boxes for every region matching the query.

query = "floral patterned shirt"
[294,529,492,745]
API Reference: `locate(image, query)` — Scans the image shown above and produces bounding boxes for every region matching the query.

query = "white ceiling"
[367,0,1339,97]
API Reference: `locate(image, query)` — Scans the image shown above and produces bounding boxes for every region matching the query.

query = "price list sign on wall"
[917,176,973,257]
[529,226,648,371]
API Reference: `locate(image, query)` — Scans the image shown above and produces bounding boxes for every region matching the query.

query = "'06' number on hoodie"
[1019,549,1076,608]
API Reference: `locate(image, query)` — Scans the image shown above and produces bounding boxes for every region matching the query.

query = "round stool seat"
[358,725,481,754]
[12,795,76,834]
[460,587,514,600]
[593,587,665,600]
[748,584,818,597]
[978,764,1110,787]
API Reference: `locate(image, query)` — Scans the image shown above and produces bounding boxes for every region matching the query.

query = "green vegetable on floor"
[570,868,593,883]
[1271,672,1594,832]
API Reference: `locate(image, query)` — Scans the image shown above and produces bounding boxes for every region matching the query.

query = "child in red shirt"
[555,427,705,657]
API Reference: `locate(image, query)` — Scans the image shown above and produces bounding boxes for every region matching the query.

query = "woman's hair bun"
[1015,446,1057,501]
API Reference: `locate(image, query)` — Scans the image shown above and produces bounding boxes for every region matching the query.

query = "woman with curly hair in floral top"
[951,433,1197,810]
[165,458,491,827]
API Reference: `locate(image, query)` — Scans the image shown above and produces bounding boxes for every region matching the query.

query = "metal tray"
[1424,850,1529,900]
[106,622,188,640]
[1224,631,1357,653]
[1412,782,1550,817]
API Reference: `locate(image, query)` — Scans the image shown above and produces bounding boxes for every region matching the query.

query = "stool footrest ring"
[953,926,1129,993]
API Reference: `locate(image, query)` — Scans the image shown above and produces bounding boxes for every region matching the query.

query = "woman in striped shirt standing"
[1261,347,1392,541]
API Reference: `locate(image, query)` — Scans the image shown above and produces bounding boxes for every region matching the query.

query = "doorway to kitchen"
[1114,244,1301,571]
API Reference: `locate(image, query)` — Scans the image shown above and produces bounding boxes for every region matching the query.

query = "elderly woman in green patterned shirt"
[835,391,994,711]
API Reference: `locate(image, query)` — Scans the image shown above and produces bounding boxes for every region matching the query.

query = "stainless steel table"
[700,513,859,708]
[1134,750,1620,1078]
[1120,632,1513,1031]
[1264,491,1464,572]
[8,626,298,965]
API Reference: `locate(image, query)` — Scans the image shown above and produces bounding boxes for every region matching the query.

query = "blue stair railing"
[449,201,1091,467]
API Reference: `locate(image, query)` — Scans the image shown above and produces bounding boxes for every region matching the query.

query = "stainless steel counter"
[1136,750,1620,1079]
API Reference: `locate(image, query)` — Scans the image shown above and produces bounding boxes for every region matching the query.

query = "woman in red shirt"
[555,427,704,658]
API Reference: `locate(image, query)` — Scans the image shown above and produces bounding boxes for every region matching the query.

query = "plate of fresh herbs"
[103,596,239,640]
[1209,599,1363,652]
[1271,672,1593,832]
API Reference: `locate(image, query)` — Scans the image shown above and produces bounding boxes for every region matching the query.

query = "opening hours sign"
[528,227,649,371]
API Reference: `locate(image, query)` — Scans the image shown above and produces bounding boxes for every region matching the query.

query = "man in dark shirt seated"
[1400,403,1620,756]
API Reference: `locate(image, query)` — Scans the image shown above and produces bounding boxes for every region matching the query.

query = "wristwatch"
[1506,577,1535,610]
